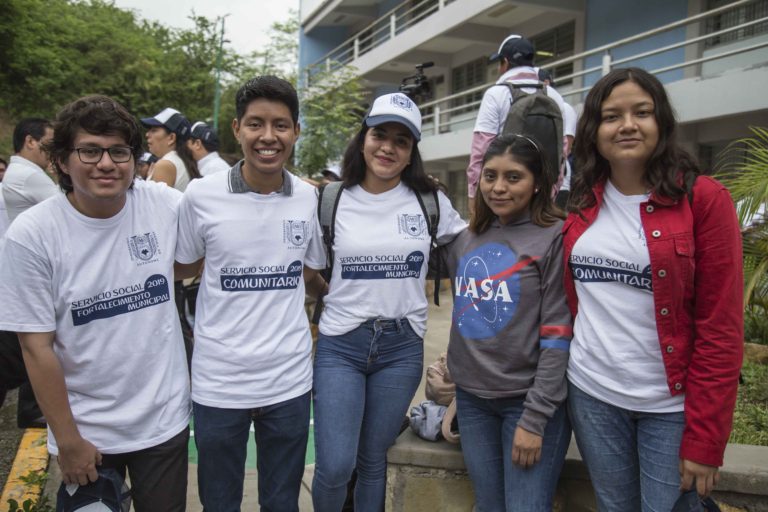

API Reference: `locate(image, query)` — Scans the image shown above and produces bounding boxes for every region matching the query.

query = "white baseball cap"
[140,107,191,139]
[322,163,341,179]
[364,93,422,141]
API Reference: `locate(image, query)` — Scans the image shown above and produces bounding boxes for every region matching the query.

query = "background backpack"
[498,78,564,185]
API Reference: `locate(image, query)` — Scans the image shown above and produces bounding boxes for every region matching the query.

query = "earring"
[534,188,540,193]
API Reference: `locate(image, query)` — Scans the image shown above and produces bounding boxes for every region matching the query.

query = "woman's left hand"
[680,459,720,497]
[511,426,542,468]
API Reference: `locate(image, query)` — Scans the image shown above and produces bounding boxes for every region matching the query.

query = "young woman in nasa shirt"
[440,134,571,511]
[311,93,465,512]
[563,68,742,510]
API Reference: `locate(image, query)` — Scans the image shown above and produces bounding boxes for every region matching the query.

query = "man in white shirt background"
[466,35,567,212]
[187,121,231,176]
[3,118,57,223]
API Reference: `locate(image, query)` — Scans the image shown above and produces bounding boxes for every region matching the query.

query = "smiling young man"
[0,95,191,511]
[175,76,325,512]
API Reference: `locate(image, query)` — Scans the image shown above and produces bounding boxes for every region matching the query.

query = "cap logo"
[391,94,413,111]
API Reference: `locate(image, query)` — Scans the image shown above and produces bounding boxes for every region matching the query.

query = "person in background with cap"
[136,152,157,180]
[0,95,191,511]
[141,107,199,191]
[176,75,327,512]
[187,121,230,176]
[467,35,568,213]
[311,92,465,512]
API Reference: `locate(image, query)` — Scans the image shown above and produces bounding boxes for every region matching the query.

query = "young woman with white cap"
[141,107,199,192]
[311,92,465,512]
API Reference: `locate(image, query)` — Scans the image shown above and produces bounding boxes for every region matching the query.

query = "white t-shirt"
[319,183,466,338]
[0,180,191,454]
[176,167,325,408]
[198,152,230,176]
[158,150,191,192]
[568,180,684,412]
[0,184,10,238]
[2,155,59,223]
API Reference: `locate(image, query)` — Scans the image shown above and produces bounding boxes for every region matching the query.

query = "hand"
[511,426,542,469]
[57,436,102,486]
[679,459,719,497]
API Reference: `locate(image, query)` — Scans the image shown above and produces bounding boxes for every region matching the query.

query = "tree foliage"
[0,1,366,173]
[0,0,241,155]
[297,65,366,176]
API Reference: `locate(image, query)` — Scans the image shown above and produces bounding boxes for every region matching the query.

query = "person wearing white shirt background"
[186,121,231,176]
[3,118,58,223]
[466,35,568,213]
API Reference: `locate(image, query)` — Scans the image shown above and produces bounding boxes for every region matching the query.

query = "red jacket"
[563,176,743,466]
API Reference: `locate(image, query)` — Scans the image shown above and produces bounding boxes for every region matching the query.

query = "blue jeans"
[193,392,310,512]
[455,386,571,512]
[567,382,685,512]
[312,318,423,512]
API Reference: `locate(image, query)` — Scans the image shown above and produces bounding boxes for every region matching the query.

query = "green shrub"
[744,307,768,346]
[730,360,768,446]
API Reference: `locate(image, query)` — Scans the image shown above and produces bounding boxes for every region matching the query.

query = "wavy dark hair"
[568,67,699,212]
[45,95,142,193]
[470,134,564,234]
[341,123,436,194]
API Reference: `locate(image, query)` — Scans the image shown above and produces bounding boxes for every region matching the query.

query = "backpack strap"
[415,189,441,306]
[312,181,344,324]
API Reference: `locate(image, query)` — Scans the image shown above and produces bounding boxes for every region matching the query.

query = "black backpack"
[311,182,441,324]
[497,77,564,185]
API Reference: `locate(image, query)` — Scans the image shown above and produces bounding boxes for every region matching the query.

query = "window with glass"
[705,0,768,48]
[531,21,576,86]
[450,57,487,115]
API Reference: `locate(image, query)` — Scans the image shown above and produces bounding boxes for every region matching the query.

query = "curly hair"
[45,95,142,193]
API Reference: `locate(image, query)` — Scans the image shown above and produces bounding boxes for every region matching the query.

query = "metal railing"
[415,0,768,136]
[306,0,456,82]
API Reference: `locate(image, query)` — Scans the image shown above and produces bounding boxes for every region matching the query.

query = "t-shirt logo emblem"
[283,220,308,247]
[398,214,425,238]
[128,233,159,262]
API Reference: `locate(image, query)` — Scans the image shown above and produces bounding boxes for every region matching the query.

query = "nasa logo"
[453,242,527,339]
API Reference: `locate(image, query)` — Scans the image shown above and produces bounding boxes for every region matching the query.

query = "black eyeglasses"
[71,146,134,164]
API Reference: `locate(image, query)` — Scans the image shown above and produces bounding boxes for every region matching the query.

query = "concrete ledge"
[387,430,768,512]
[1,429,48,507]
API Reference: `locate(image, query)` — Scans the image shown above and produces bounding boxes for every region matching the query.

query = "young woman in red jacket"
[563,67,743,511]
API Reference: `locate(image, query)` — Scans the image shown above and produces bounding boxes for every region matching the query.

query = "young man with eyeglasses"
[0,95,191,511]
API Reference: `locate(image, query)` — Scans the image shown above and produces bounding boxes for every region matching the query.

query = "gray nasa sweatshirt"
[442,215,571,436]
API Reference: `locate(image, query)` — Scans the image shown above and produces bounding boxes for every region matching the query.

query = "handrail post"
[354,38,360,60]
[326,57,331,73]
[439,0,445,8]
[390,13,397,39]
[601,51,612,75]
[433,105,441,135]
